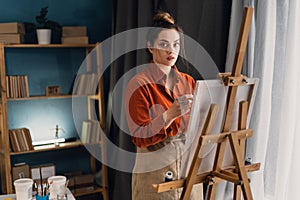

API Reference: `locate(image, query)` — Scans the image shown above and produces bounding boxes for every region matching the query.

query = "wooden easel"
[152,7,260,200]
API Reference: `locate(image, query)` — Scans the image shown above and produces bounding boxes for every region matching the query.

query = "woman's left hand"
[163,94,193,128]
[176,94,193,115]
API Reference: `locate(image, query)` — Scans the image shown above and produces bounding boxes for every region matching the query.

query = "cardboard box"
[31,163,55,180]
[0,22,25,34]
[62,26,87,37]
[0,34,23,44]
[12,163,30,181]
[61,36,89,44]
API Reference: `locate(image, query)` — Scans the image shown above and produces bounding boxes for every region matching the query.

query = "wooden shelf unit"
[0,43,108,200]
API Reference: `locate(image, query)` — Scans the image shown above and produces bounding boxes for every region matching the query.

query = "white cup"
[13,178,33,200]
[48,176,67,199]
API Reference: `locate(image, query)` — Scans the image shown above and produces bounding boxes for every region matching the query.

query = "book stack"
[0,22,25,44]
[61,26,88,44]
[9,128,34,152]
[80,120,101,144]
[73,174,95,195]
[73,73,98,95]
[65,172,95,195]
[6,75,29,98]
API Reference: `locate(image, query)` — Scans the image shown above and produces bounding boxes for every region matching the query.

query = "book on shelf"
[9,129,21,152]
[80,120,101,144]
[16,128,28,151]
[9,128,34,152]
[73,73,98,95]
[22,128,34,150]
[6,75,29,98]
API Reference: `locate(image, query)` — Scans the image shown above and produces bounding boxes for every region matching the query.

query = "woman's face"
[149,29,180,67]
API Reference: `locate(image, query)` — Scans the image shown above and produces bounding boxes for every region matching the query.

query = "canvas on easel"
[181,78,259,178]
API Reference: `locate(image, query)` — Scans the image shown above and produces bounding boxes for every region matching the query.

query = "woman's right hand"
[164,94,193,128]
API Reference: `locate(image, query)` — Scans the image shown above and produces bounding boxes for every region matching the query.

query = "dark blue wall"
[0,0,112,43]
[0,0,112,194]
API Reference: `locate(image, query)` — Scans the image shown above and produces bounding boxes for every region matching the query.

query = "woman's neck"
[153,61,175,90]
[154,62,172,76]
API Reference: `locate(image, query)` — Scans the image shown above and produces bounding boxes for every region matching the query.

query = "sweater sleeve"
[124,83,169,148]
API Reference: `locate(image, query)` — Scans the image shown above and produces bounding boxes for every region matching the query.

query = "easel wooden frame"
[152,7,260,200]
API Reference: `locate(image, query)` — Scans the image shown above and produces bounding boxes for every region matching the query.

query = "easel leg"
[206,137,228,200]
[181,104,219,200]
[206,184,217,200]
[229,133,253,200]
[233,137,246,200]
[233,185,242,200]
[234,101,248,200]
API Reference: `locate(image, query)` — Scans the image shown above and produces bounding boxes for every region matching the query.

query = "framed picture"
[45,86,60,96]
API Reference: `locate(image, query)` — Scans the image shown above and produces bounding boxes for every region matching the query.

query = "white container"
[48,175,67,199]
[13,178,33,200]
[36,29,51,44]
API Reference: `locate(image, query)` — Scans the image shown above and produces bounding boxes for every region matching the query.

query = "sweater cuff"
[151,113,167,135]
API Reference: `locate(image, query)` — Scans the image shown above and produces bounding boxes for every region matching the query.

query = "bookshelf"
[0,44,108,199]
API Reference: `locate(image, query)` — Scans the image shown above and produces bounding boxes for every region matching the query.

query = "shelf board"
[10,140,83,155]
[74,187,105,197]
[7,94,99,101]
[3,44,96,49]
[7,94,73,101]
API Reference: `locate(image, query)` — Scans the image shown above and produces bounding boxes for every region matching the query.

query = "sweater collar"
[148,61,181,82]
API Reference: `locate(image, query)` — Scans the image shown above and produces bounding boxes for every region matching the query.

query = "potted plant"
[35,6,61,44]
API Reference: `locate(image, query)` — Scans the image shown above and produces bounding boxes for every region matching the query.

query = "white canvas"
[180,78,259,178]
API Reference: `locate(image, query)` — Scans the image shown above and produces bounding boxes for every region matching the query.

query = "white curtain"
[222,0,300,199]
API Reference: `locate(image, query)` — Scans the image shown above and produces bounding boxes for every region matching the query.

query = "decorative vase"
[36,29,51,44]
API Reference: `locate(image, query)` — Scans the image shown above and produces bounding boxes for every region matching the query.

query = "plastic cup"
[13,178,33,200]
[48,176,67,199]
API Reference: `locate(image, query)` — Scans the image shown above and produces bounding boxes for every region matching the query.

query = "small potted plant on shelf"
[35,6,61,44]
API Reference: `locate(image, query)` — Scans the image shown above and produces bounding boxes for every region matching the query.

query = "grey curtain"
[108,0,232,199]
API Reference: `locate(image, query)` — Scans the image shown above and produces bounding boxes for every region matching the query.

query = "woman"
[124,12,203,200]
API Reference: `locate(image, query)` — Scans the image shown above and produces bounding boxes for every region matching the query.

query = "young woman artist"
[124,12,203,200]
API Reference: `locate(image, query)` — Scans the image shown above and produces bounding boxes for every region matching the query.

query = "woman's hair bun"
[153,11,175,26]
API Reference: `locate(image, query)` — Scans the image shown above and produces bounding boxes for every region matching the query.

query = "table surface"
[0,189,75,200]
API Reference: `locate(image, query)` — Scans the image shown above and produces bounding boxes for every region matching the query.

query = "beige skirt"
[132,134,203,200]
